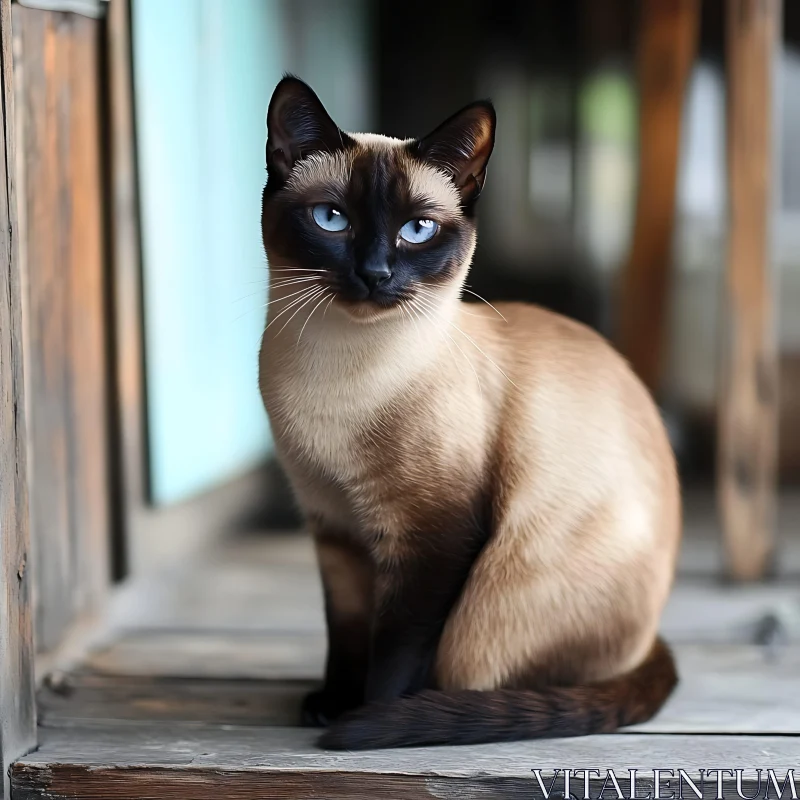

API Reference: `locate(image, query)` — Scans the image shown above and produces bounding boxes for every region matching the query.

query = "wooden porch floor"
[11,494,800,799]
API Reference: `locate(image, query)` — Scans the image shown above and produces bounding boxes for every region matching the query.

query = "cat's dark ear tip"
[473,99,495,113]
[267,75,319,119]
[465,100,497,129]
[275,73,310,92]
[458,98,495,115]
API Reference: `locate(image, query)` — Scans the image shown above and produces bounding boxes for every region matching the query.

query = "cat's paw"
[301,689,344,727]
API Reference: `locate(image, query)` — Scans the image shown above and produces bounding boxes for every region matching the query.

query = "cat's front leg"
[303,533,374,726]
[364,526,487,704]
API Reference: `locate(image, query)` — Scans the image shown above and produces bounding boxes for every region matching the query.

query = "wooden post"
[0,0,37,795]
[13,3,111,655]
[719,0,781,581]
[107,0,140,579]
[618,0,699,393]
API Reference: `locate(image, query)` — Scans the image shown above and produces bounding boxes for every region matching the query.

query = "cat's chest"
[273,384,366,478]
[264,351,402,481]
[263,343,489,541]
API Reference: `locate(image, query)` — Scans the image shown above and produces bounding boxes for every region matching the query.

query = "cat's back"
[484,300,668,438]
[474,300,679,542]
[486,301,634,378]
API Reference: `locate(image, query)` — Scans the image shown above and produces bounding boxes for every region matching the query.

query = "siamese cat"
[259,76,680,750]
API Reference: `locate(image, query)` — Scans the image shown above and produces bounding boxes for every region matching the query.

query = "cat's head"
[262,77,495,323]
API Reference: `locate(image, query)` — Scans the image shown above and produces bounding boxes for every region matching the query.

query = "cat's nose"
[357,262,392,292]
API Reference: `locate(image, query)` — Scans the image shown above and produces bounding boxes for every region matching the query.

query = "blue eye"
[312,203,349,232]
[399,218,439,244]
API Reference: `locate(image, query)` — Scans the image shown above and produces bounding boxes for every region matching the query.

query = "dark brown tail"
[319,637,677,750]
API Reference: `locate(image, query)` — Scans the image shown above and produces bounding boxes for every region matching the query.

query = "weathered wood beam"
[0,0,36,794]
[718,0,781,582]
[13,3,110,655]
[12,724,800,800]
[618,0,699,393]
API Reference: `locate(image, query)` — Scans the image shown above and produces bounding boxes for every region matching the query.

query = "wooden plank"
[12,723,800,800]
[66,12,109,616]
[14,4,110,655]
[633,644,800,734]
[15,4,74,654]
[84,631,326,681]
[662,580,800,644]
[718,0,781,581]
[37,674,311,728]
[107,533,323,634]
[103,528,800,647]
[105,0,140,579]
[618,0,699,392]
[0,0,37,795]
[83,599,800,682]
[46,644,800,734]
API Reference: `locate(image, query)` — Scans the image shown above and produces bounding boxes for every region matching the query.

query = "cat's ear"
[266,76,350,183]
[411,101,496,205]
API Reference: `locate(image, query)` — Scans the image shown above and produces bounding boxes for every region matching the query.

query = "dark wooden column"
[718,0,781,581]
[618,0,699,393]
[0,0,37,794]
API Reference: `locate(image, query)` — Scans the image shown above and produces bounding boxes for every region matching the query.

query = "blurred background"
[124,0,800,564]
[9,0,799,680]
[129,0,800,520]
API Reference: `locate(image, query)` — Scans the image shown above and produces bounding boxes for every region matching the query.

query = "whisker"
[235,278,318,304]
[416,301,478,394]
[269,277,321,290]
[268,264,328,269]
[408,299,463,378]
[398,299,417,333]
[322,294,336,320]
[239,283,322,324]
[264,287,321,332]
[414,285,483,317]
[398,300,423,344]
[266,286,319,306]
[268,267,329,274]
[412,297,477,390]
[450,323,514,384]
[462,287,507,322]
[277,287,327,337]
[447,316,516,387]
[297,291,331,347]
[233,289,309,322]
[404,295,441,349]
[269,278,320,294]
[232,304,269,324]
[232,289,269,305]
[414,293,512,384]
[270,274,325,282]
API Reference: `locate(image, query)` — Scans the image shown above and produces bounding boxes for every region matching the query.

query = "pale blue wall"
[132,0,372,506]
[133,0,371,504]
[133,0,284,505]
